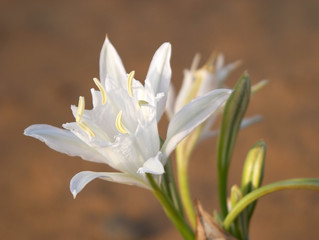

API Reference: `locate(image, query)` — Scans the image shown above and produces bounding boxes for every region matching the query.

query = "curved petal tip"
[137,153,164,175]
[72,189,77,199]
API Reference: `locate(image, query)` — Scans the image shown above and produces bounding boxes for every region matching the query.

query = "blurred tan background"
[1,1,319,239]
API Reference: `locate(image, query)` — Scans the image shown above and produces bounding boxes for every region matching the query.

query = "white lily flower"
[24,37,232,198]
[166,52,261,143]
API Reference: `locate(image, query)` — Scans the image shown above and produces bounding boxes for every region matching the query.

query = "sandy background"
[1,1,319,239]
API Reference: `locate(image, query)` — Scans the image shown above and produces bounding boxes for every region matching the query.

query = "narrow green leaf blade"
[217,73,251,218]
[223,178,319,230]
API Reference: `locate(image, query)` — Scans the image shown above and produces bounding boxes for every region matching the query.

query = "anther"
[93,78,107,104]
[76,96,85,122]
[138,100,148,106]
[127,71,135,97]
[116,111,128,134]
[75,96,96,137]
[78,122,96,137]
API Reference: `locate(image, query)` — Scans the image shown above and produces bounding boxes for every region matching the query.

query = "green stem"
[223,178,319,230]
[176,140,197,229]
[176,127,203,229]
[146,174,195,240]
[164,158,184,216]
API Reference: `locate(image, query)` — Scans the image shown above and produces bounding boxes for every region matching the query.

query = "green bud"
[241,140,266,195]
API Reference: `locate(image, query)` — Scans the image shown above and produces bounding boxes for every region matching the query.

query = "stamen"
[116,111,128,134]
[93,78,107,104]
[136,100,149,110]
[76,96,85,122]
[127,71,135,97]
[75,96,96,137]
[138,100,149,106]
[78,122,96,137]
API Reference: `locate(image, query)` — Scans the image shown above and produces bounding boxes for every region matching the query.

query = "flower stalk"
[146,174,195,240]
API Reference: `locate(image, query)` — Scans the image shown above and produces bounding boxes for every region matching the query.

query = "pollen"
[93,78,107,104]
[116,111,128,134]
[127,71,135,97]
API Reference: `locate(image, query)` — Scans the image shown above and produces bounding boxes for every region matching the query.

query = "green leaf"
[223,178,319,230]
[217,72,251,219]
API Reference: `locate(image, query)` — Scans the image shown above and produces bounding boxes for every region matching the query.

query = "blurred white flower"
[24,38,231,198]
[166,53,261,142]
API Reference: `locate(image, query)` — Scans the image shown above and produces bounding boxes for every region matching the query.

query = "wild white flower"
[166,53,261,142]
[24,38,231,198]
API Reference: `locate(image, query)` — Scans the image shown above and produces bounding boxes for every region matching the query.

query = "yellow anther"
[76,96,85,122]
[136,100,149,110]
[93,78,107,104]
[127,71,135,97]
[116,111,128,134]
[78,122,96,137]
[138,100,148,106]
[75,96,96,138]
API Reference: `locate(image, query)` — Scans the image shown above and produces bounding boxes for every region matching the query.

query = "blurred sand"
[1,1,319,239]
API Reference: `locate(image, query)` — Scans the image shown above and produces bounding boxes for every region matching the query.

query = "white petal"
[145,42,172,121]
[199,115,263,142]
[24,124,106,163]
[174,69,194,113]
[145,42,172,95]
[199,129,219,141]
[90,88,103,108]
[105,135,144,174]
[104,115,160,175]
[165,83,176,120]
[161,89,232,160]
[215,60,241,87]
[99,37,127,86]
[134,114,160,161]
[137,152,164,175]
[241,115,263,128]
[215,53,225,70]
[70,171,150,198]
